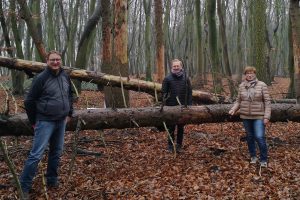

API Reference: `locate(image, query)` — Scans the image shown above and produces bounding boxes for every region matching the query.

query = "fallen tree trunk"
[0,104,299,136]
[0,56,218,104]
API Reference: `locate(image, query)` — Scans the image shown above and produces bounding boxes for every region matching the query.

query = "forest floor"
[0,76,299,199]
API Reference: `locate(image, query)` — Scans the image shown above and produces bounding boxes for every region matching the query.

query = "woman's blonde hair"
[244,66,256,74]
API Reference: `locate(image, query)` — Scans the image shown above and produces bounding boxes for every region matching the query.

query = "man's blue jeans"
[243,119,268,162]
[20,120,66,192]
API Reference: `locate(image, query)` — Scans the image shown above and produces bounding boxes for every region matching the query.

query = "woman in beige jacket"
[229,66,271,167]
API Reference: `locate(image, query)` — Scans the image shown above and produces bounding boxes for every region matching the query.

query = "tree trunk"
[207,0,222,92]
[236,0,243,75]
[65,0,81,67]
[163,0,171,75]
[290,0,300,103]
[9,0,25,95]
[0,0,13,57]
[0,56,219,104]
[110,0,129,108]
[31,0,43,62]
[101,0,114,106]
[16,0,47,61]
[46,0,55,50]
[154,0,165,83]
[143,0,152,81]
[74,0,101,92]
[195,0,203,87]
[254,0,268,83]
[1,104,300,136]
[287,11,295,99]
[216,0,236,97]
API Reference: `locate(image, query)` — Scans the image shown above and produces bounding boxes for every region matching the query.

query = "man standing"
[162,59,192,153]
[20,50,73,197]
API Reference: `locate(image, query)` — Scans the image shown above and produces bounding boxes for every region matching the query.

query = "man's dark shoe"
[176,145,182,153]
[21,192,29,200]
[167,145,174,152]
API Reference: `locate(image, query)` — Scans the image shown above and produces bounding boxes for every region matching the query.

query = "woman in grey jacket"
[229,66,271,167]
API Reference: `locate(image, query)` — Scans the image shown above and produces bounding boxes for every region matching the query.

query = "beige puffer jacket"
[230,80,271,120]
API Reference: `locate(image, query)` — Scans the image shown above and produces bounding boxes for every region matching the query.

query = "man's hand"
[66,116,71,123]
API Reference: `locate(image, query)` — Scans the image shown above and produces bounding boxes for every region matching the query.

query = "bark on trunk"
[154,0,165,83]
[1,104,300,136]
[290,0,300,103]
[0,56,218,104]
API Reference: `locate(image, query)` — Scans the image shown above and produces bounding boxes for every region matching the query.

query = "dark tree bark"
[101,0,114,106]
[1,104,300,136]
[290,0,300,103]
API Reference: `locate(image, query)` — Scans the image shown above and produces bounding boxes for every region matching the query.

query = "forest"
[0,0,300,199]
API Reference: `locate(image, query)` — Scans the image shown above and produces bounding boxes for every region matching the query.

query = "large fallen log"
[0,104,299,136]
[0,56,218,104]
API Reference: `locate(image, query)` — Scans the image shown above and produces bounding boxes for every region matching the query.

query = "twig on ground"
[98,130,114,169]
[0,138,24,199]
[163,122,177,158]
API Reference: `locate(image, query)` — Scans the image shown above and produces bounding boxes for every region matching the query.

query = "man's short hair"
[244,66,256,74]
[46,50,62,60]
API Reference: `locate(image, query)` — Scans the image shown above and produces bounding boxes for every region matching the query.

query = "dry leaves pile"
[0,77,299,199]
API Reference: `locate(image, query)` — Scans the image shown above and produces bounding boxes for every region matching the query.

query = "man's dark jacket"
[24,67,73,125]
[162,72,192,106]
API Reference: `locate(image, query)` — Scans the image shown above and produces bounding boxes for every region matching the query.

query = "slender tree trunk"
[163,0,171,74]
[9,0,25,95]
[217,0,236,97]
[195,0,204,87]
[207,0,222,92]
[143,0,152,81]
[0,0,13,57]
[154,0,165,83]
[16,0,47,61]
[46,0,55,50]
[236,0,243,75]
[136,1,143,78]
[290,0,300,103]
[1,0,24,94]
[287,11,295,98]
[65,0,80,67]
[101,0,113,107]
[31,0,43,62]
